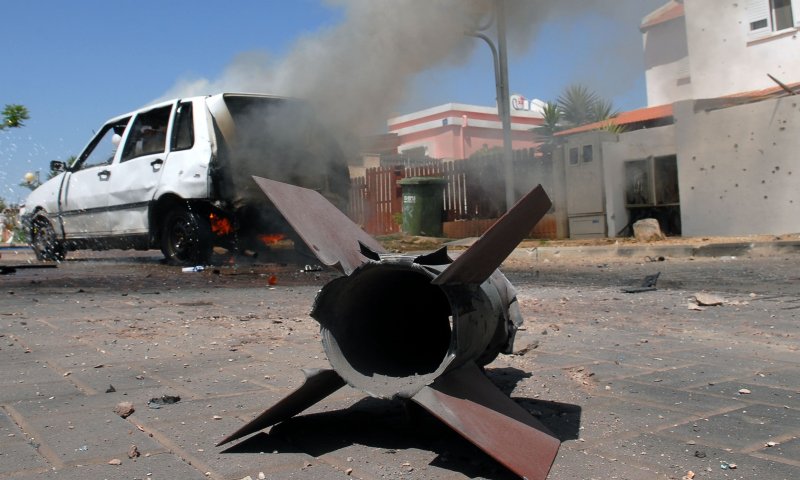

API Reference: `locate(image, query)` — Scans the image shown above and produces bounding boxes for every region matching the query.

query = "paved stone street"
[1,242,798,480]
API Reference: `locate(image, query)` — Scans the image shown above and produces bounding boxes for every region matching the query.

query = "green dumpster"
[398,177,448,236]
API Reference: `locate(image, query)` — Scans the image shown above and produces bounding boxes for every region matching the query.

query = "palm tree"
[557,84,618,128]
[0,104,29,130]
[538,101,561,139]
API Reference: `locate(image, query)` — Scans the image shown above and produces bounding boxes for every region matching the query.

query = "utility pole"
[495,0,515,211]
[468,0,515,211]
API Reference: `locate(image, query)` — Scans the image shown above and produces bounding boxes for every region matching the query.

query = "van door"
[104,104,173,235]
[60,117,131,237]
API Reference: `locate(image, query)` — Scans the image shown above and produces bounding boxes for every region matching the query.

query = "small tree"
[0,104,30,130]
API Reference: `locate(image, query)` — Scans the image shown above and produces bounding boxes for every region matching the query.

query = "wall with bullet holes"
[675,96,800,236]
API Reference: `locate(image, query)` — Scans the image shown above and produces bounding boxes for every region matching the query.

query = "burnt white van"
[21,93,350,264]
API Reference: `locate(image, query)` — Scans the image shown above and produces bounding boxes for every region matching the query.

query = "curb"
[509,240,800,260]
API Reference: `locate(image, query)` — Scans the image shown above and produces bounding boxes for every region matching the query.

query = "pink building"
[386,101,544,161]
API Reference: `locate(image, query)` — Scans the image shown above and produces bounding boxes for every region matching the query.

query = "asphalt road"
[1,245,798,480]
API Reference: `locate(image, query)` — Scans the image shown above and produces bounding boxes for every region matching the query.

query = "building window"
[582,145,593,163]
[569,147,579,165]
[748,0,800,38]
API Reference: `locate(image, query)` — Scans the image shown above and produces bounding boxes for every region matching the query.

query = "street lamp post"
[469,0,515,212]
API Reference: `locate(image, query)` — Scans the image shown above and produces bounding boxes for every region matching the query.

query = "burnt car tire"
[160,208,213,265]
[30,215,66,261]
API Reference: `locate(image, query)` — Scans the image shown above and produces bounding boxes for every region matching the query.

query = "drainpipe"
[461,114,468,159]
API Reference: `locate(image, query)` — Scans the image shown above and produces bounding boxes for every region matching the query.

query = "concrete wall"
[674,97,800,236]
[602,126,677,236]
[643,1,800,105]
[683,1,800,99]
[644,15,692,106]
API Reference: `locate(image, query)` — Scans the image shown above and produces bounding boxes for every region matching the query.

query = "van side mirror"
[50,160,66,173]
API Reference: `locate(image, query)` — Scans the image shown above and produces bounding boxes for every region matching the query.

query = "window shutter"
[746,0,772,38]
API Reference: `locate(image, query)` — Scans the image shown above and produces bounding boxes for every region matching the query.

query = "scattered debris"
[128,444,140,458]
[738,388,751,395]
[268,274,278,286]
[622,272,660,293]
[694,450,707,458]
[108,458,122,465]
[105,385,116,393]
[687,302,705,311]
[147,395,181,409]
[683,471,695,480]
[720,461,737,470]
[182,266,205,273]
[513,339,539,355]
[302,264,323,272]
[113,401,135,418]
[644,255,666,262]
[694,292,725,306]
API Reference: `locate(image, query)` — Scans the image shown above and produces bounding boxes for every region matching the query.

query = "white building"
[553,0,800,238]
[643,0,800,106]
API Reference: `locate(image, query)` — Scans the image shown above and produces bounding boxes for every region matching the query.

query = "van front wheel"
[30,215,66,261]
[160,208,212,265]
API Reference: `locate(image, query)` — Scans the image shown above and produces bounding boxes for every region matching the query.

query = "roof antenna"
[767,73,797,95]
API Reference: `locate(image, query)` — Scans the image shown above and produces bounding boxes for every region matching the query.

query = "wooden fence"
[349,148,555,237]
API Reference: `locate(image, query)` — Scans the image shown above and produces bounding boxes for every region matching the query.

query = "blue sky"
[0,0,664,203]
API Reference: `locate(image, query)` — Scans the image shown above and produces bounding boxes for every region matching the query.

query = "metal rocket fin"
[432,185,551,286]
[411,362,560,480]
[253,176,387,275]
[217,368,346,447]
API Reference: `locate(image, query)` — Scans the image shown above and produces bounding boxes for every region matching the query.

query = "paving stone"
[692,381,800,409]
[627,363,753,389]
[556,396,691,449]
[659,404,800,451]
[608,380,747,415]
[10,406,166,466]
[548,448,672,480]
[0,410,50,474]
[23,451,208,479]
[590,432,800,480]
[755,436,800,463]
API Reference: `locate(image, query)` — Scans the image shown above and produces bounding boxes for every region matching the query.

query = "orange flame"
[209,213,233,236]
[258,234,286,246]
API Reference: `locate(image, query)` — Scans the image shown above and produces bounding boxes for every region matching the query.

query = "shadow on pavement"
[222,379,581,479]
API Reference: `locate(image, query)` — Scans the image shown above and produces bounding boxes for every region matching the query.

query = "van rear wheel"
[160,208,212,265]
